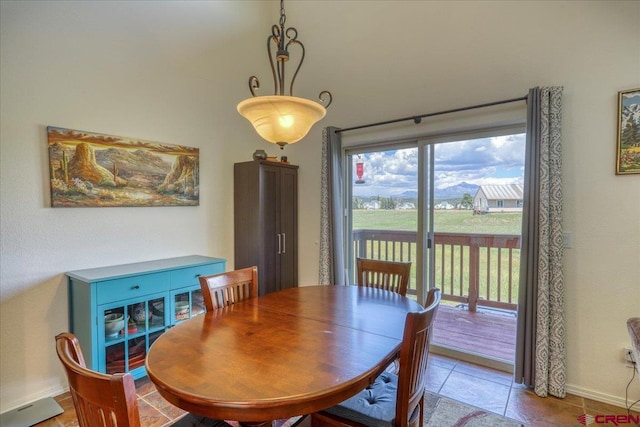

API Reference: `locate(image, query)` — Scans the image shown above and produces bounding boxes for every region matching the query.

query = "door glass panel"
[192,289,205,316]
[127,336,146,371]
[430,134,524,362]
[105,341,126,374]
[174,292,190,322]
[102,296,167,374]
[104,306,126,341]
[173,289,206,322]
[103,304,126,374]
[130,301,152,332]
[349,148,418,295]
[150,297,165,328]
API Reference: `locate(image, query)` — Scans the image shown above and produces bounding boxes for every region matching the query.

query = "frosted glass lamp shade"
[237,96,326,148]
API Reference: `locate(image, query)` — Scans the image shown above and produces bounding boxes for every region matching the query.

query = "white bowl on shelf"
[104,313,125,337]
[175,302,190,320]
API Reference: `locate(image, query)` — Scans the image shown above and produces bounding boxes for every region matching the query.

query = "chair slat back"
[55,333,141,427]
[395,288,441,427]
[199,266,259,311]
[356,257,412,296]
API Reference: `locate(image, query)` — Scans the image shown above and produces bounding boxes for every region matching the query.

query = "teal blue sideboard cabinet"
[66,255,226,379]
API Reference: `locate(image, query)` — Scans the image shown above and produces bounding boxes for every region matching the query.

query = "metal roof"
[477,184,523,200]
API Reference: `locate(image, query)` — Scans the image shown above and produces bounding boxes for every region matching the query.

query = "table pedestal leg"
[239,422,274,427]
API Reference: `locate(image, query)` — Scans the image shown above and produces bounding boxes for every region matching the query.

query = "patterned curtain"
[515,87,566,398]
[319,127,346,285]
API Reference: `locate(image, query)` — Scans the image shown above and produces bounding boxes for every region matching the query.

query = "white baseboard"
[0,385,67,416]
[565,383,640,410]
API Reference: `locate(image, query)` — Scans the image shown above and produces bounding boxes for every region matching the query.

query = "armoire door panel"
[234,160,298,296]
[279,167,298,289]
[233,162,261,272]
[260,165,280,295]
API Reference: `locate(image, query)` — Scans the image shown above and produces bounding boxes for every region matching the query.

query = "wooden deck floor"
[432,303,517,362]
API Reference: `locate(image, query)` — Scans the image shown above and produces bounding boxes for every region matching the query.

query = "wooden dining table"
[145,285,423,427]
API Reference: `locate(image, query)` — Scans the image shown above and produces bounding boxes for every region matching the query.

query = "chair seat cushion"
[324,371,398,427]
[171,414,233,427]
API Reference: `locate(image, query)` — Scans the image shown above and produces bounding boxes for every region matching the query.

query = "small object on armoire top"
[252,149,267,160]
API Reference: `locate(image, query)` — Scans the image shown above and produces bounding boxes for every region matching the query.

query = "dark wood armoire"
[233,160,298,295]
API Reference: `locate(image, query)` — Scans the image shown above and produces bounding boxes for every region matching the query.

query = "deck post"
[468,238,480,312]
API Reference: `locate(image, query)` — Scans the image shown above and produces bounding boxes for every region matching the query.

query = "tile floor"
[36,354,639,427]
[426,355,639,426]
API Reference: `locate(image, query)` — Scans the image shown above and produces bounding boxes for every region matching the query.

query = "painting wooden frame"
[616,88,640,175]
[47,126,199,207]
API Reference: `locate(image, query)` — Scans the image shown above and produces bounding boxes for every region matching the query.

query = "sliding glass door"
[345,125,525,365]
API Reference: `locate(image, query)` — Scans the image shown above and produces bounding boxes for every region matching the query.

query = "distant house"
[363,200,381,210]
[397,202,415,210]
[435,201,454,210]
[473,184,524,214]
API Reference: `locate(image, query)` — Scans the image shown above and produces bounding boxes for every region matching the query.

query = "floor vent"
[0,397,63,427]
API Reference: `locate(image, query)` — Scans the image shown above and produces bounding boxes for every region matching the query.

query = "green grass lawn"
[352,209,522,234]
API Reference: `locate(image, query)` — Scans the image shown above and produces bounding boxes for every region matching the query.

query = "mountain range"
[396,182,479,200]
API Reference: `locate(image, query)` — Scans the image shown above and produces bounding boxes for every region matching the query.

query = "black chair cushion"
[324,371,398,427]
[171,414,233,427]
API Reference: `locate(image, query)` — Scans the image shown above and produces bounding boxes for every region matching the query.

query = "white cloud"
[352,134,525,196]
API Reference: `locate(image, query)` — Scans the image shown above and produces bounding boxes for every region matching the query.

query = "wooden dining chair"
[356,257,412,297]
[55,332,231,427]
[198,266,259,311]
[310,288,441,427]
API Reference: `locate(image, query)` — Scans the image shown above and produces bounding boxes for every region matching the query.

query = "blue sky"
[352,133,526,197]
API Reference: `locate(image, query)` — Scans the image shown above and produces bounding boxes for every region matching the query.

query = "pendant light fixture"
[237,0,332,150]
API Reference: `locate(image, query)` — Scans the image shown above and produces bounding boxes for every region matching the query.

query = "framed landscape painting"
[47,126,199,207]
[616,88,640,175]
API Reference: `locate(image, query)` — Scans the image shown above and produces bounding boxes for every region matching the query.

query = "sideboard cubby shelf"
[67,255,225,379]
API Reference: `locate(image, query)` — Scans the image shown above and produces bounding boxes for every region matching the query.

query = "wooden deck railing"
[352,229,521,312]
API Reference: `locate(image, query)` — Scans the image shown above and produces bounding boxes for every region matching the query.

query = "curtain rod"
[335,95,528,134]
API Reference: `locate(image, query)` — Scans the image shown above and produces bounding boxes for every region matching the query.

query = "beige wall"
[1,0,639,413]
[0,0,273,411]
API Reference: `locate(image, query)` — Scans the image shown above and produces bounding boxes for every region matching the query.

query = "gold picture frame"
[616,88,640,175]
[47,126,200,207]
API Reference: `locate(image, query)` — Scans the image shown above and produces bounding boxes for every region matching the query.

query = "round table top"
[145,285,423,423]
